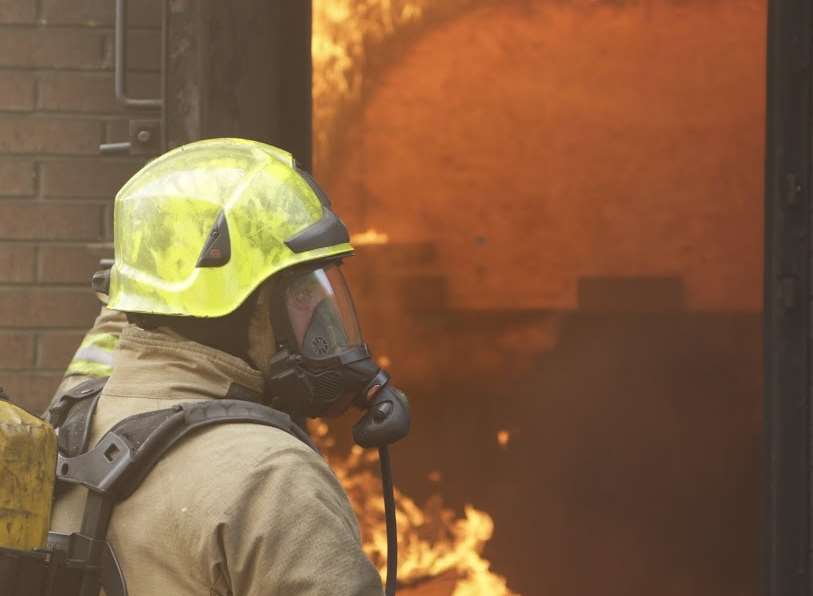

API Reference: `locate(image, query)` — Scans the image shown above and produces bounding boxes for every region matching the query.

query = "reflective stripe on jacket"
[48,308,127,415]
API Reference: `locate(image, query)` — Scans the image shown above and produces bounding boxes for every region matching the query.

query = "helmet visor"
[284,264,362,359]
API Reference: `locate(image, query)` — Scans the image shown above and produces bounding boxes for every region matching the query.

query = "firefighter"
[48,138,392,595]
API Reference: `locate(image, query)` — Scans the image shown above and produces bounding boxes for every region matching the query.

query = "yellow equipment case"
[0,383,93,596]
[0,388,56,551]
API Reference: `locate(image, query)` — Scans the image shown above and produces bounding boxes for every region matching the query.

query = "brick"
[0,287,100,328]
[104,118,129,143]
[0,29,107,69]
[102,202,113,241]
[37,331,84,369]
[0,332,34,368]
[0,201,103,240]
[41,158,142,198]
[37,72,160,113]
[0,243,35,282]
[126,30,162,71]
[38,244,102,283]
[0,159,35,195]
[40,0,162,27]
[0,71,35,110]
[100,30,162,76]
[0,116,102,155]
[0,0,36,23]
[0,372,63,414]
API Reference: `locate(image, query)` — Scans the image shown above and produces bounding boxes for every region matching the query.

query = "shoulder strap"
[50,388,312,596]
[43,377,122,596]
[48,377,107,458]
[57,398,316,500]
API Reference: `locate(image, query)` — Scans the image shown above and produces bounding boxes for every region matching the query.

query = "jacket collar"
[103,325,265,402]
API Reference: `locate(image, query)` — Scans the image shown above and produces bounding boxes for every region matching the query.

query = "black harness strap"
[58,398,316,499]
[48,378,314,596]
[49,379,106,502]
[47,377,107,436]
[0,543,83,596]
[46,378,123,596]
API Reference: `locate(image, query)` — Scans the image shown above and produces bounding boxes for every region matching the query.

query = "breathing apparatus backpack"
[0,378,315,596]
[0,387,57,565]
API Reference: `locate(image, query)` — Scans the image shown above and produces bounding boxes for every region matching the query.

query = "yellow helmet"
[103,138,353,317]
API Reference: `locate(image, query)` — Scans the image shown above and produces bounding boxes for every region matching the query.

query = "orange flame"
[352,229,391,246]
[310,422,517,594]
[496,430,510,449]
[312,0,480,172]
[314,2,517,592]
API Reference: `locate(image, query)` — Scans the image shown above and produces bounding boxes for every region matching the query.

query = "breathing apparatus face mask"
[285,265,362,361]
[262,259,409,596]
[259,261,410,447]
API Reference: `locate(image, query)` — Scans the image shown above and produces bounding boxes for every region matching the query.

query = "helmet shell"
[107,138,353,317]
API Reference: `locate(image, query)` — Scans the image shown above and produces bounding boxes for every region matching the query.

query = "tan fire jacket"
[50,325,384,596]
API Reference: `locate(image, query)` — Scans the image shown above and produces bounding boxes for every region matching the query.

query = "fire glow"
[312,0,478,172]
[351,229,391,246]
[496,430,510,449]
[313,2,521,592]
[310,421,516,595]
[313,0,767,593]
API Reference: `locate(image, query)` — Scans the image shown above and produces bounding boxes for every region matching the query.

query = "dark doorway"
[764,0,813,595]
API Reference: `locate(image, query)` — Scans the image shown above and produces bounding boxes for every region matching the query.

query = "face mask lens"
[285,264,362,358]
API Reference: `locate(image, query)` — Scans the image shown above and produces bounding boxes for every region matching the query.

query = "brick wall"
[0,0,161,412]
